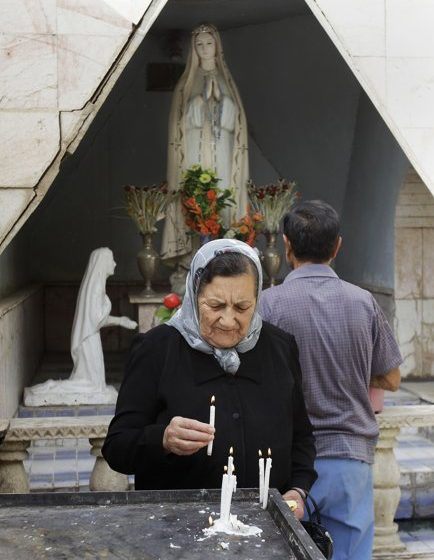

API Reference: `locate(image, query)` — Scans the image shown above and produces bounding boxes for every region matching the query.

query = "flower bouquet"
[224,210,263,246]
[124,182,177,234]
[124,183,178,296]
[247,179,298,234]
[180,165,234,239]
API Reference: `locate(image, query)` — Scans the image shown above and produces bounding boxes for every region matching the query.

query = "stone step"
[396,433,434,520]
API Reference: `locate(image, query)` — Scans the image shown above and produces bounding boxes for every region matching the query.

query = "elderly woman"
[102,240,316,518]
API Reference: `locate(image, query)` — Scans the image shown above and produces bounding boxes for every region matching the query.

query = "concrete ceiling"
[154,0,310,30]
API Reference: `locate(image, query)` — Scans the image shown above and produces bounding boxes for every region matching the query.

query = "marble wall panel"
[59,111,84,146]
[0,34,57,109]
[422,299,434,376]
[0,189,34,243]
[103,0,152,24]
[353,56,386,103]
[404,128,434,191]
[395,299,423,377]
[0,111,59,187]
[386,0,434,58]
[0,0,56,34]
[387,58,434,130]
[57,34,127,111]
[423,230,434,298]
[0,288,44,417]
[313,0,385,56]
[395,228,422,299]
[57,0,132,35]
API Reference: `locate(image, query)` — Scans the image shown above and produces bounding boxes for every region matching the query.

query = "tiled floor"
[399,520,434,554]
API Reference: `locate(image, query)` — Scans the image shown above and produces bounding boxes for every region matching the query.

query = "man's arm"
[370,367,401,391]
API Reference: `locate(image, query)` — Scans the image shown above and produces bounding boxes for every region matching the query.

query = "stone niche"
[395,167,434,378]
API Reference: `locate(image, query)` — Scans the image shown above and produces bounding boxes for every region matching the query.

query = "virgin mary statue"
[161,24,249,262]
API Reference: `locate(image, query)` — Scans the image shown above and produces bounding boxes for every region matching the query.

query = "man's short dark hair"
[283,200,340,263]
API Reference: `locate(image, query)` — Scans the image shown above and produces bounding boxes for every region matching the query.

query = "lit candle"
[227,446,234,475]
[258,449,264,504]
[207,395,216,456]
[262,448,272,510]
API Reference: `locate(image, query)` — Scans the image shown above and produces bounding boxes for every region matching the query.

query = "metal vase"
[262,232,281,286]
[137,232,158,297]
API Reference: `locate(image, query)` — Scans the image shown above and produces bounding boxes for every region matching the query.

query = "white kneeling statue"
[24,248,137,406]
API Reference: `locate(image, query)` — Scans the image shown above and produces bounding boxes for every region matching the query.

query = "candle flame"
[208,515,214,526]
[211,395,215,405]
[268,448,272,457]
[258,449,262,458]
[224,465,228,473]
[229,446,233,455]
[232,466,236,474]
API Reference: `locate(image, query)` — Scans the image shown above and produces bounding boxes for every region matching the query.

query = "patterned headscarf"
[167,239,263,373]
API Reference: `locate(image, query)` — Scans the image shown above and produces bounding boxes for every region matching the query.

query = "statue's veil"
[161,24,249,262]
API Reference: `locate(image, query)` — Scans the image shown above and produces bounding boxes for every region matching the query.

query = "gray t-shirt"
[259,264,402,464]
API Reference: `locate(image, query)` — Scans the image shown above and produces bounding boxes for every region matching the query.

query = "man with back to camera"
[259,200,402,560]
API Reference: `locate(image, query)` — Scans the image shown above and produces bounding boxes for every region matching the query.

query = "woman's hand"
[163,416,215,456]
[282,489,305,520]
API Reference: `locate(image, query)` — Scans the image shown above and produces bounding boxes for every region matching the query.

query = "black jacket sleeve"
[102,332,168,475]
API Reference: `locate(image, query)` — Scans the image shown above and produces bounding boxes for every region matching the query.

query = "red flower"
[163,293,182,309]
[207,190,217,201]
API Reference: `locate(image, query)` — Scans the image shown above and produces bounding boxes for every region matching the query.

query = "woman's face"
[198,273,256,349]
[195,32,216,62]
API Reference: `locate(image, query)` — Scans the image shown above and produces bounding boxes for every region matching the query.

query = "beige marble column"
[0,440,30,493]
[89,437,129,491]
[373,405,434,558]
[373,426,405,553]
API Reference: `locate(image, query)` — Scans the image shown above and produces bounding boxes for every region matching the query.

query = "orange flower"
[183,197,202,215]
[205,219,221,236]
[238,225,249,235]
[207,190,217,201]
[246,231,256,246]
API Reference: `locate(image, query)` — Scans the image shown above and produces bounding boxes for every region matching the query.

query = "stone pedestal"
[0,440,30,493]
[0,416,113,493]
[89,437,129,491]
[129,291,165,333]
[373,405,434,558]
[374,426,405,553]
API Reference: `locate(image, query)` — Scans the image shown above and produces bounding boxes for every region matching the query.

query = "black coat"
[102,322,317,493]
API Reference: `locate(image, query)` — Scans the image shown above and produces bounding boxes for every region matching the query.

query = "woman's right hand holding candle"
[163,416,215,456]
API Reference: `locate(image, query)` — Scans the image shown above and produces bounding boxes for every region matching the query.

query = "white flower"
[224,229,236,239]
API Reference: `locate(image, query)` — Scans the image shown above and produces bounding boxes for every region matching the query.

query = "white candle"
[231,466,237,494]
[207,395,216,456]
[220,466,229,520]
[258,449,264,504]
[225,470,237,523]
[262,448,272,510]
[227,446,234,475]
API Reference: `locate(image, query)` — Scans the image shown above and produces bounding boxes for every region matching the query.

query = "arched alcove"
[0,0,409,416]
